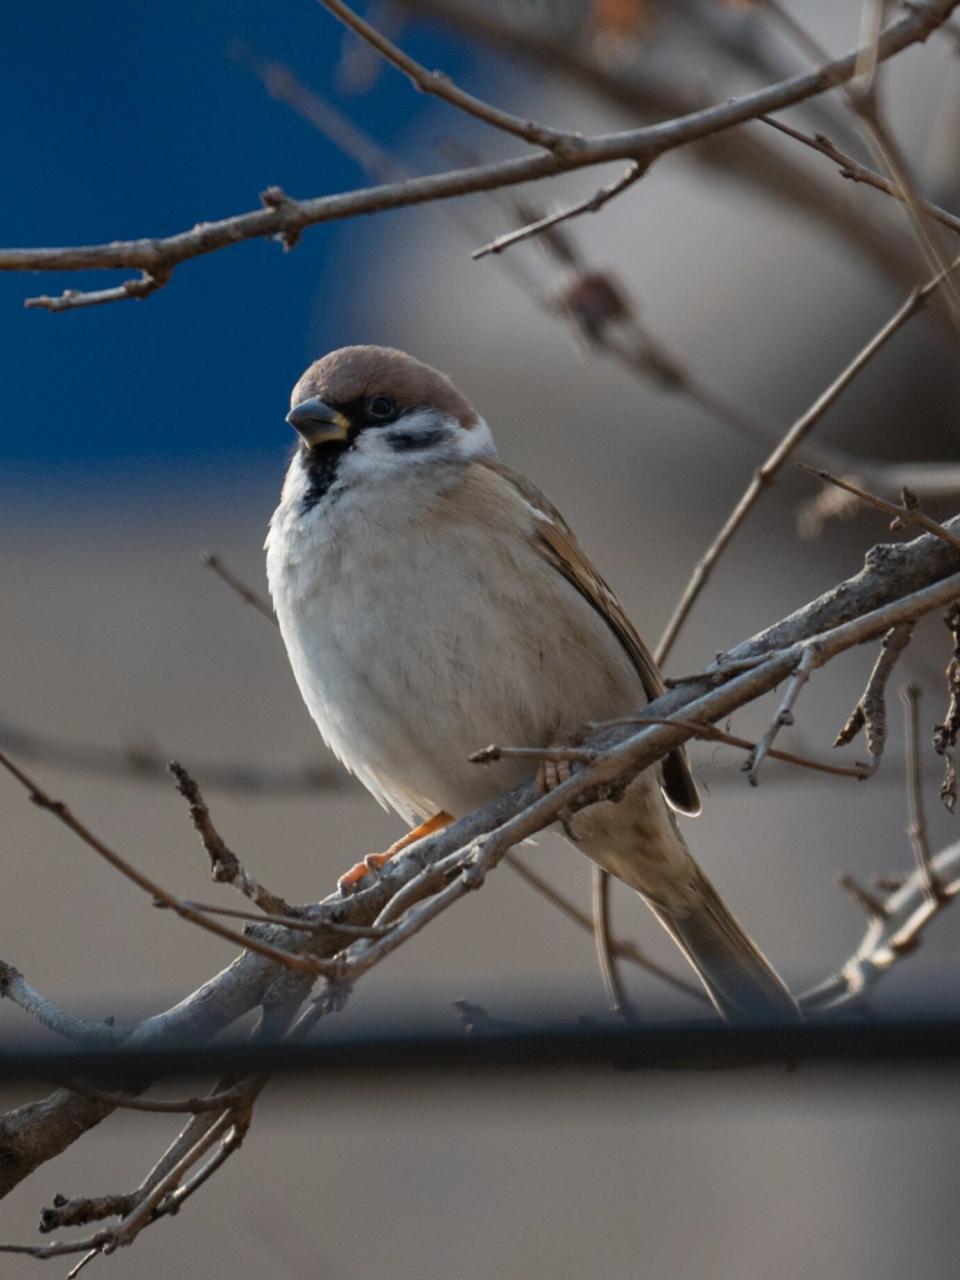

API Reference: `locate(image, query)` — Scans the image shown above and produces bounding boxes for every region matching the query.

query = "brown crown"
[291,346,479,429]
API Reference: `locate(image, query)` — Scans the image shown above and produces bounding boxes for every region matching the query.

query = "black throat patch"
[298,439,351,513]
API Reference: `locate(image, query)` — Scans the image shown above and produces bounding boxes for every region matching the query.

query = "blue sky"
[0,1,480,474]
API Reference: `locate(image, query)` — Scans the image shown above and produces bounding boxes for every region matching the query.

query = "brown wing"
[478,456,700,816]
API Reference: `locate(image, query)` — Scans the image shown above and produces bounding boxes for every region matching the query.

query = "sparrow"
[266,345,798,1022]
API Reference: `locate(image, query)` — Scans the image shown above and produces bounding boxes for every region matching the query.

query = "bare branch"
[39,1196,137,1237]
[1,0,955,307]
[503,853,706,1000]
[796,464,960,552]
[316,0,574,152]
[4,520,960,1203]
[63,1080,251,1116]
[0,1232,114,1265]
[0,962,126,1048]
[762,115,960,237]
[655,251,960,665]
[473,163,644,258]
[596,715,873,780]
[168,761,291,917]
[835,622,916,760]
[404,0,928,294]
[0,748,336,976]
[933,602,960,810]
[24,269,171,313]
[745,645,822,784]
[163,899,388,938]
[0,710,344,795]
[592,867,636,1019]
[802,838,960,1009]
[253,59,960,519]
[901,683,946,900]
[201,552,278,626]
[760,0,960,329]
[335,568,960,988]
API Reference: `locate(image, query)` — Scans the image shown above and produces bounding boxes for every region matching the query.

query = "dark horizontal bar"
[1,1015,960,1086]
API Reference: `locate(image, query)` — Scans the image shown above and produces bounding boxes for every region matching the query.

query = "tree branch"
[403,0,926,294]
[316,0,575,152]
[168,762,292,917]
[0,750,335,976]
[1,0,954,308]
[472,162,645,258]
[762,115,960,238]
[3,514,960,1203]
[655,250,960,665]
[803,838,960,1008]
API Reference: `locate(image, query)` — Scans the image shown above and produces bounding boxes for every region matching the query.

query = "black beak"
[286,398,350,447]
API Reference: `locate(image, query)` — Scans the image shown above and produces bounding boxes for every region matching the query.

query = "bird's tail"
[647,865,800,1023]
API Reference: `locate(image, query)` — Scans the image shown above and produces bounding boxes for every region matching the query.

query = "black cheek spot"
[388,428,449,453]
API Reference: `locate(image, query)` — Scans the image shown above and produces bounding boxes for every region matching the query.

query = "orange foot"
[337,810,454,895]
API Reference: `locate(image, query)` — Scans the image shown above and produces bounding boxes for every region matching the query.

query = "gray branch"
[2,515,960,1198]
[0,0,954,308]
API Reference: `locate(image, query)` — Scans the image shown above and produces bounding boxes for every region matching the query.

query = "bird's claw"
[537,756,574,796]
[337,850,392,896]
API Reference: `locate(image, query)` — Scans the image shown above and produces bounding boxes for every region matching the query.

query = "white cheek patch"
[459,416,496,460]
[348,409,497,471]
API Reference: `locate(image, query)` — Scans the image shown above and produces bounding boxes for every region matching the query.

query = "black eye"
[369,395,395,421]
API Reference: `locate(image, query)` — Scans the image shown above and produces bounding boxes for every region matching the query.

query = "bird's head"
[286,346,494,504]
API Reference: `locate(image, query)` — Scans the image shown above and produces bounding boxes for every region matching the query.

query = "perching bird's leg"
[536,730,588,796]
[338,811,454,894]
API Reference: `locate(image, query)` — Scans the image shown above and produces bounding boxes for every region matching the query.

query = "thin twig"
[797,463,960,552]
[762,115,960,237]
[655,250,960,665]
[168,761,291,917]
[762,0,960,330]
[837,873,890,920]
[109,1110,238,1250]
[66,1248,101,1279]
[201,553,278,626]
[835,622,916,761]
[0,749,336,976]
[901,683,945,899]
[746,646,822,784]
[162,899,387,938]
[802,838,960,1009]
[316,0,577,152]
[933,602,960,810]
[592,867,636,1019]
[63,1080,250,1115]
[503,854,706,1001]
[0,1233,114,1264]
[1,0,954,308]
[473,163,644,258]
[592,715,873,779]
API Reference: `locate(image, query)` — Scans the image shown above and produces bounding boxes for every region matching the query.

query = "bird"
[266,344,798,1022]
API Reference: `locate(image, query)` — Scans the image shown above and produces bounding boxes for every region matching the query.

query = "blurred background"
[3,1,960,1276]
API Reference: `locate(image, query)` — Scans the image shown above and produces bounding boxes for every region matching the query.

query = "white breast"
[266,458,647,824]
